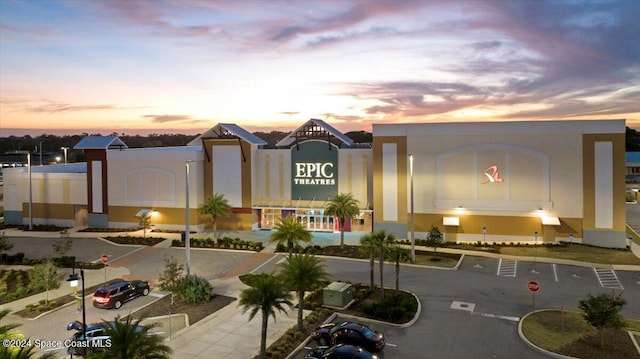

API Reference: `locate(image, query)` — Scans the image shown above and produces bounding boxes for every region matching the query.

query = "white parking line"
[497,259,517,277]
[250,254,281,273]
[593,268,624,290]
[552,263,559,282]
[475,312,520,322]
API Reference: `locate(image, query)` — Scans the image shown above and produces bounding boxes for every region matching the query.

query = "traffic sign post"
[102,255,109,285]
[528,280,540,311]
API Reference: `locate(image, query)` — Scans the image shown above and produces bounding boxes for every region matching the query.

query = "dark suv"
[92,280,150,309]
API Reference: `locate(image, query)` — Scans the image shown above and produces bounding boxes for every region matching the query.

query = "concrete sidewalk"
[168,277,307,359]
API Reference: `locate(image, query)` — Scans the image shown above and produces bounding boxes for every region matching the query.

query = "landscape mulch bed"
[559,329,640,359]
[132,294,236,325]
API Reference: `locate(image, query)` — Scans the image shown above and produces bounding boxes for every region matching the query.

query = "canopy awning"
[541,216,561,225]
[443,217,460,226]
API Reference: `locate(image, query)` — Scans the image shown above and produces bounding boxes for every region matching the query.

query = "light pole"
[408,154,415,261]
[61,147,69,164]
[185,160,195,275]
[534,231,539,260]
[26,152,33,230]
[67,264,86,357]
[569,233,574,246]
[482,227,487,246]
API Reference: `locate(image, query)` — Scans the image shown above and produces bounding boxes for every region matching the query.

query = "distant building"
[1,119,628,248]
[626,152,640,183]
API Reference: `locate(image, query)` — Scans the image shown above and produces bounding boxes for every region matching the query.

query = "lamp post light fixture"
[482,227,487,245]
[408,154,415,261]
[61,147,69,164]
[67,264,86,357]
[185,160,196,275]
[17,151,34,230]
[569,233,574,246]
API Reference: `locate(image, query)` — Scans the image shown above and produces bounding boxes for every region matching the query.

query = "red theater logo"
[482,165,503,184]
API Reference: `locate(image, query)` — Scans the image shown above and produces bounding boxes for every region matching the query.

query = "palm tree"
[92,315,172,359]
[0,309,53,359]
[239,274,293,359]
[325,193,360,248]
[269,215,312,257]
[278,253,329,330]
[370,229,395,301]
[387,243,413,291]
[359,233,377,292]
[198,193,232,239]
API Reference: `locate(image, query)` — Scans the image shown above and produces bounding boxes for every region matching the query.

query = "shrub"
[360,292,417,323]
[15,286,29,296]
[53,255,76,268]
[179,274,213,304]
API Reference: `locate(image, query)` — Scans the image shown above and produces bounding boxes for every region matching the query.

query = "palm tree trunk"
[395,258,400,291]
[369,255,374,292]
[288,239,293,257]
[379,252,384,301]
[213,219,217,240]
[340,218,345,248]
[260,311,268,359]
[297,290,304,331]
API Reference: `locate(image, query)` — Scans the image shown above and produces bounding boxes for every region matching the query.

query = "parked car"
[304,344,380,359]
[66,320,144,356]
[311,322,385,353]
[92,280,150,309]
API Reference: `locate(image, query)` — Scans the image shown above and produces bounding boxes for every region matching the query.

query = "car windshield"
[361,327,376,339]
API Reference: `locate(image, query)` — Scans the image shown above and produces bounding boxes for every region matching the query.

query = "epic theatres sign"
[291,141,338,200]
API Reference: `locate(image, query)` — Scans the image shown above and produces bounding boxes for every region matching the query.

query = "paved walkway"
[2,225,639,359]
[167,277,307,359]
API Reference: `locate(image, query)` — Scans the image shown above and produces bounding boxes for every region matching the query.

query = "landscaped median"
[519,309,640,359]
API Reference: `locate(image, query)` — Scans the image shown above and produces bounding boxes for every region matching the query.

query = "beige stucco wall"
[373,120,626,245]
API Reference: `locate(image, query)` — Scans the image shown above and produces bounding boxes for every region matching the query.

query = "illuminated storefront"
[253,119,373,232]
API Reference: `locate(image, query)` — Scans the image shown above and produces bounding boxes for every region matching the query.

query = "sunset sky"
[1,0,639,137]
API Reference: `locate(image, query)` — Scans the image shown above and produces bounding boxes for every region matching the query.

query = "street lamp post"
[482,227,487,246]
[534,231,539,260]
[61,147,69,164]
[408,154,415,261]
[569,233,574,247]
[67,264,86,357]
[185,161,195,275]
[26,152,33,230]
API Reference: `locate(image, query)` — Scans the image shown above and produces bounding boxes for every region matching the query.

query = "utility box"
[323,281,353,308]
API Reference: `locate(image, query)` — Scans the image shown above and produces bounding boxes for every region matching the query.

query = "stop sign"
[527,280,540,293]
[101,254,109,264]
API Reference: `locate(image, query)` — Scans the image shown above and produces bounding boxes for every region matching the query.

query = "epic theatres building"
[2,118,627,248]
[2,119,373,234]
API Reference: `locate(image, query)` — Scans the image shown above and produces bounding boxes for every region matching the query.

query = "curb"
[285,288,421,359]
[518,310,579,359]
